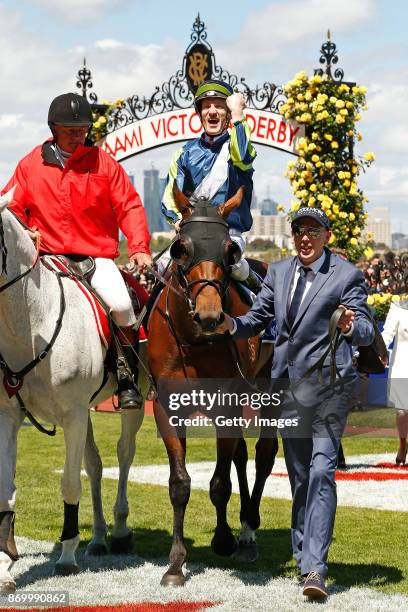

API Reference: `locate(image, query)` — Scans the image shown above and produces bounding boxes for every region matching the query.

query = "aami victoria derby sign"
[101,108,303,162]
[84,16,304,162]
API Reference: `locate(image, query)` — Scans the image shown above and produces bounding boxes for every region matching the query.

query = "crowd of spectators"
[358,252,408,294]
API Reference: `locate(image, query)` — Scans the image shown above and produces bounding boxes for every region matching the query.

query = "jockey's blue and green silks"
[161,118,257,233]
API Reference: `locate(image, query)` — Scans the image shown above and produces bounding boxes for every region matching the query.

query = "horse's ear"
[218,186,244,220]
[0,185,16,212]
[173,182,193,218]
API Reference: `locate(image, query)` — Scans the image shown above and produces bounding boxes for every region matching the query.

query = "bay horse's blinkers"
[169,201,241,311]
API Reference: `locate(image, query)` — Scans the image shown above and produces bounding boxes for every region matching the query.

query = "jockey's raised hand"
[129,251,153,274]
[226,92,246,122]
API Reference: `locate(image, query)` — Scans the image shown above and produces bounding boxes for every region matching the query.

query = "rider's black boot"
[116,328,143,410]
[245,269,263,294]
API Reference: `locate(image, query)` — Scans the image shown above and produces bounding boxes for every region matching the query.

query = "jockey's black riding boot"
[245,268,263,294]
[116,326,143,410]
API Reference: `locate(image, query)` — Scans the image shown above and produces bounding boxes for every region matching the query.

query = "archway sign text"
[101,108,304,162]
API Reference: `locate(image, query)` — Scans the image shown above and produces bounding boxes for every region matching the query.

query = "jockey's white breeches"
[90,258,136,327]
[157,228,249,280]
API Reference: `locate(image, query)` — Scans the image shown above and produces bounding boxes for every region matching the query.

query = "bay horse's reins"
[0,210,66,436]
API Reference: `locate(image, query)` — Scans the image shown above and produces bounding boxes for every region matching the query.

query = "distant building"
[392,232,407,250]
[365,208,392,248]
[143,167,167,233]
[259,197,278,216]
[247,211,291,247]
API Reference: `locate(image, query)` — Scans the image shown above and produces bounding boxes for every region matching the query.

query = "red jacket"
[2,141,151,258]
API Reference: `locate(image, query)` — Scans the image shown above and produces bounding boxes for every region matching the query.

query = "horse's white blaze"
[0,551,16,593]
[56,535,80,568]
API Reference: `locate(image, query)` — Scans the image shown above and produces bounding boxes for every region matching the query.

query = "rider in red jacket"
[2,92,152,410]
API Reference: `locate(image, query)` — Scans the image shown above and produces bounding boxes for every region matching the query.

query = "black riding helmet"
[48,93,93,128]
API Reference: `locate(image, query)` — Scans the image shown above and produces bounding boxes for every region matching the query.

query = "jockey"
[161,79,261,292]
[1,92,152,410]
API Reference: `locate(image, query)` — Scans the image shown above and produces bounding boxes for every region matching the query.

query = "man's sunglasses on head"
[292,224,325,239]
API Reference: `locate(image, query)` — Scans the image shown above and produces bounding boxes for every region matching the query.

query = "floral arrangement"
[367,293,408,321]
[89,99,126,143]
[279,71,375,261]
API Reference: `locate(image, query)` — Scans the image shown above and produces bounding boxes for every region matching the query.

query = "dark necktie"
[287,266,311,327]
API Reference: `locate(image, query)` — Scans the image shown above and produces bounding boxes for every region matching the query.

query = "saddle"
[41,255,149,403]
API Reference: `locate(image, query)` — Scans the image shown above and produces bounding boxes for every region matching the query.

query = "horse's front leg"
[0,410,23,594]
[111,407,144,553]
[84,414,108,556]
[155,401,190,586]
[210,435,239,557]
[54,412,88,576]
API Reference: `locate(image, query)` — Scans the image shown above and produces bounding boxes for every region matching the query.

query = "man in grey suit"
[218,207,374,598]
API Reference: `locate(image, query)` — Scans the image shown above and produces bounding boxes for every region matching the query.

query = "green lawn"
[14,413,408,595]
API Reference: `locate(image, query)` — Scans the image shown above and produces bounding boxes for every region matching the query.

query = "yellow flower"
[367,295,374,305]
[364,152,375,161]
[99,116,107,124]
[308,197,316,205]
[93,120,101,129]
[309,184,317,192]
[350,237,358,245]
[349,212,355,221]
[352,227,361,235]
[340,109,348,116]
[355,113,361,121]
[332,204,340,215]
[325,161,335,169]
[331,141,339,149]
[291,201,300,211]
[277,204,285,212]
[324,133,333,141]
[311,154,319,162]
[364,246,373,258]
[335,115,345,124]
[357,132,363,141]
[328,233,336,245]
[335,100,345,108]
[308,143,317,151]
[392,295,401,302]
[329,96,337,104]
[338,171,345,180]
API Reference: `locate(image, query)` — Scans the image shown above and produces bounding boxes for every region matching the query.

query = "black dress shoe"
[303,571,328,598]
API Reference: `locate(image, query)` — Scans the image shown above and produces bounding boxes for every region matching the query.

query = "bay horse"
[0,190,146,592]
[148,186,278,586]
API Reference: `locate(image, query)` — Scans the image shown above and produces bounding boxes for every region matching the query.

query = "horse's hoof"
[53,563,80,576]
[211,529,237,557]
[0,580,16,594]
[160,571,186,587]
[110,532,133,554]
[85,542,108,556]
[234,540,258,562]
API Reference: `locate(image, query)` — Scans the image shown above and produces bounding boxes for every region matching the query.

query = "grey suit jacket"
[235,248,374,381]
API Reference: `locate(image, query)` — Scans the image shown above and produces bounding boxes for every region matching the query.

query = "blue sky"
[1,0,407,231]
